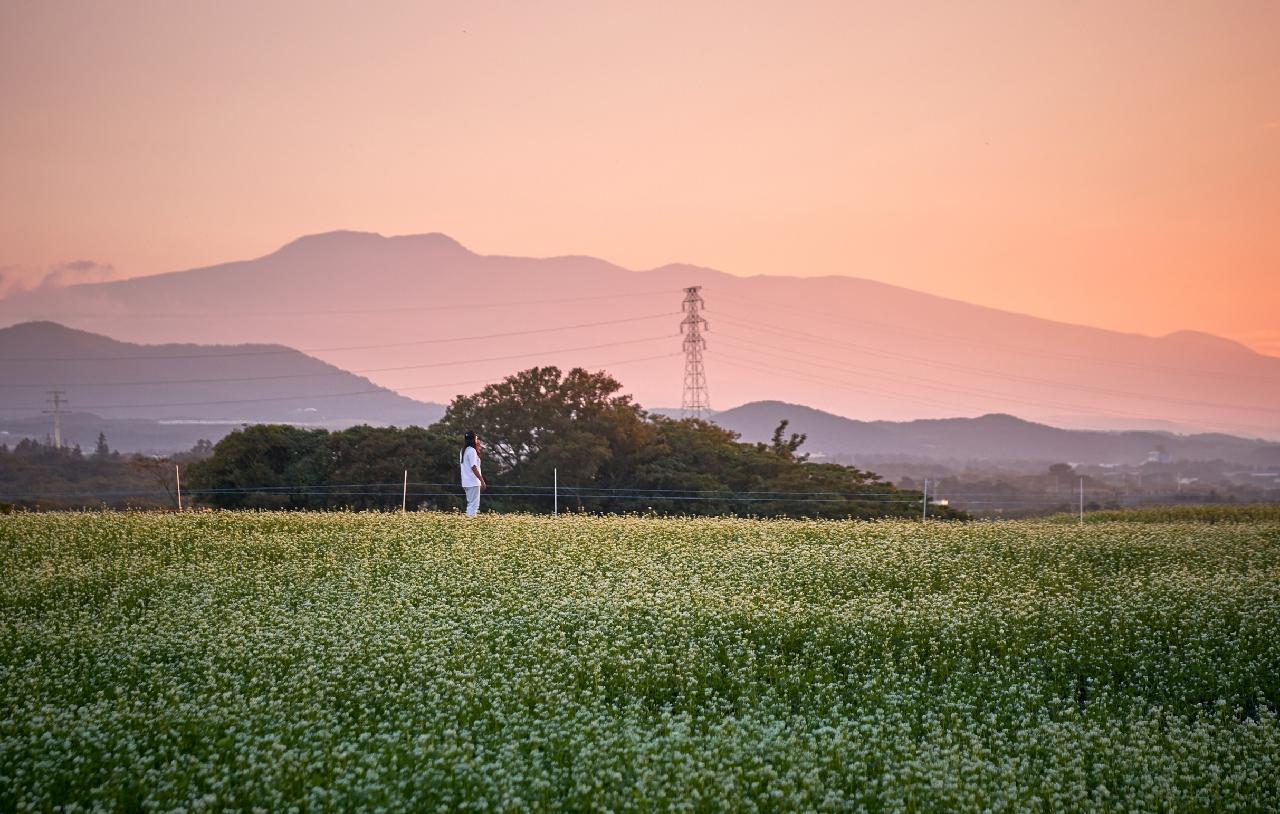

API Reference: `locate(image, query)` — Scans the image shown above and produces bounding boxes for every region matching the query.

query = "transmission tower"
[680,286,711,418]
[43,390,66,449]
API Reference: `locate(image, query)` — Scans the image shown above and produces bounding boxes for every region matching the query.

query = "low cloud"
[41,260,119,288]
[0,260,119,299]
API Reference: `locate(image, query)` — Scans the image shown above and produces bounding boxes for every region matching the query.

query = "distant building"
[1146,446,1172,465]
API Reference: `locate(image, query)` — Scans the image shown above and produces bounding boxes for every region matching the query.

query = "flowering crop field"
[3,513,1279,812]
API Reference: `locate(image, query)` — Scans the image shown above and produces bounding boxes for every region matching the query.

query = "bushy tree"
[323,425,456,510]
[437,366,663,509]
[186,425,328,508]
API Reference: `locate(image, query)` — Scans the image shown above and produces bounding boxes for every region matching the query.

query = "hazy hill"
[1,231,1277,439]
[0,411,247,457]
[714,401,1280,466]
[0,321,445,425]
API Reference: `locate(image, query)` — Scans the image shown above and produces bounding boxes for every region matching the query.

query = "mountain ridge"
[1,230,1275,438]
[3,230,1260,351]
[712,400,1280,465]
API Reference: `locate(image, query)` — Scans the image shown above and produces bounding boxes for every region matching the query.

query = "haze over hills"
[3,321,1277,465]
[1,231,1277,440]
[0,321,445,425]
[713,401,1280,468]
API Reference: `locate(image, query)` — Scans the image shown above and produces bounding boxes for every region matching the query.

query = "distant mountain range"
[0,321,445,425]
[0,230,1277,439]
[2,322,1277,465]
[713,401,1280,467]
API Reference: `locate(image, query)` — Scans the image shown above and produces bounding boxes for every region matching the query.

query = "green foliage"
[186,424,329,508]
[758,417,808,462]
[179,367,943,518]
[436,365,655,484]
[93,431,110,459]
[322,425,456,510]
[14,367,951,519]
[186,424,457,510]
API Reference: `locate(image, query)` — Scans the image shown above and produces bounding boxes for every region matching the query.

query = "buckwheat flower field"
[3,512,1278,811]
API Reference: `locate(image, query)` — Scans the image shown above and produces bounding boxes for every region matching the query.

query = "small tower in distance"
[44,390,67,449]
[680,287,710,419]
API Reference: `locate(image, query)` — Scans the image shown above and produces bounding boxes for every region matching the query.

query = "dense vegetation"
[185,366,948,519]
[0,435,212,511]
[3,512,1277,810]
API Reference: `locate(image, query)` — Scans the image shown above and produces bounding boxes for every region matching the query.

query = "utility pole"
[43,390,67,449]
[680,286,711,419]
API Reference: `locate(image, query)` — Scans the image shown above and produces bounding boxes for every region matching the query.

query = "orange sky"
[2,1,1278,354]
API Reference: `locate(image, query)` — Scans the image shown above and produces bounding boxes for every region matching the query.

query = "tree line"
[0,435,212,512]
[185,366,960,519]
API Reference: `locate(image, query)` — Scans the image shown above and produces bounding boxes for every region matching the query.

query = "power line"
[0,312,678,364]
[0,331,678,388]
[0,350,681,412]
[711,311,1280,418]
[93,477,1109,500]
[705,343,1278,437]
[709,289,1279,384]
[713,333,1127,416]
[0,481,1245,507]
[710,349,959,411]
[0,484,929,504]
[2,288,678,321]
[713,332,1168,416]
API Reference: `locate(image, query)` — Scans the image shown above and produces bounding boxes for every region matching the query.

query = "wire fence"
[0,475,1256,517]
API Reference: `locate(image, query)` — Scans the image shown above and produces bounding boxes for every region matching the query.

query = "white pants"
[464,486,481,517]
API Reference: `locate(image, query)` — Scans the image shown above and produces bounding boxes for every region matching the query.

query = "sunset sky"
[2,1,1278,354]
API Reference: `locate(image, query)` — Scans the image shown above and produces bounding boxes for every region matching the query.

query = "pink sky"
[2,1,1278,353]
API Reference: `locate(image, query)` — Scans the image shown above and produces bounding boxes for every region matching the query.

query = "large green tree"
[437,366,661,496]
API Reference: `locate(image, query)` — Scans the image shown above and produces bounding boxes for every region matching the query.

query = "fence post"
[922,478,928,523]
[175,464,183,511]
[402,469,408,513]
[1079,476,1084,525]
[554,468,558,516]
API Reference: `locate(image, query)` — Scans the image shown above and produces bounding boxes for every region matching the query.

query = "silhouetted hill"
[1,230,1277,439]
[0,322,445,425]
[714,401,1280,466]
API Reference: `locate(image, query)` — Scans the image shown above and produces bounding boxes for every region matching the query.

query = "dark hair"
[461,431,476,461]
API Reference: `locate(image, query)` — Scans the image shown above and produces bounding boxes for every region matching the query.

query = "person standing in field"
[460,431,486,517]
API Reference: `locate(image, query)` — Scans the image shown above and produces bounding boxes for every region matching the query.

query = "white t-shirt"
[460,447,482,487]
